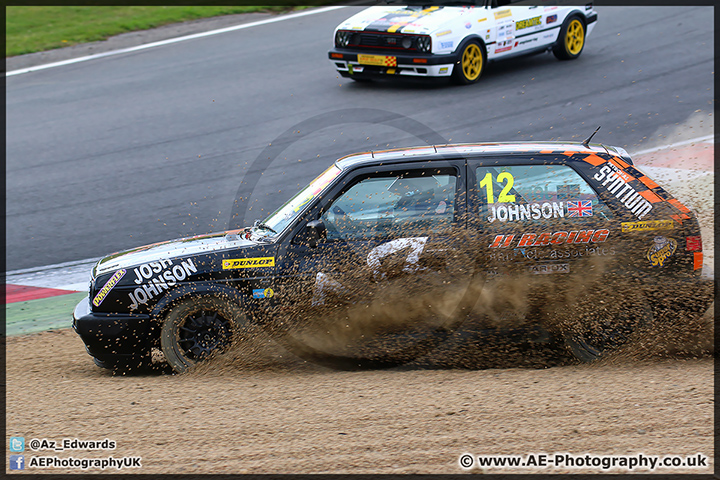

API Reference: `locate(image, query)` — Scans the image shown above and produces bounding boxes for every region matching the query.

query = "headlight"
[402,37,413,49]
[416,36,432,53]
[335,30,351,48]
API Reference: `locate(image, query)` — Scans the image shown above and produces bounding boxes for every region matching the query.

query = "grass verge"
[6,6,300,57]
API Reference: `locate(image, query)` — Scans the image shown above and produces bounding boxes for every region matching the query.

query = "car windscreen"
[259,164,343,238]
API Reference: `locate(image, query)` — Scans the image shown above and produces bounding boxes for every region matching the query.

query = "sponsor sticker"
[253,288,274,299]
[621,219,674,232]
[516,16,541,30]
[647,236,677,267]
[439,67,449,74]
[489,229,610,248]
[436,29,452,36]
[223,257,275,270]
[358,54,397,67]
[546,14,558,24]
[494,9,511,19]
[528,263,570,275]
[93,269,126,307]
[440,41,453,49]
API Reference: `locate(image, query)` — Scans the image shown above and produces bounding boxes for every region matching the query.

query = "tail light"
[686,236,702,251]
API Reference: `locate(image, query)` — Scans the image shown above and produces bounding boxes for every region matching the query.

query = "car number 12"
[479,172,516,203]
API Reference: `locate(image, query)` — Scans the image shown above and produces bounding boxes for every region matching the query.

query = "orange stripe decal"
[639,189,662,203]
[669,198,691,213]
[582,154,605,166]
[694,252,703,270]
[610,157,630,169]
[638,175,659,189]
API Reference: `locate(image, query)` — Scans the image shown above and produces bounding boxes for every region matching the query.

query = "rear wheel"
[160,296,244,373]
[564,295,652,362]
[553,15,586,60]
[453,40,486,85]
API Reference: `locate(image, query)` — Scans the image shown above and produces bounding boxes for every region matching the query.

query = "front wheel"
[553,15,586,60]
[160,296,244,373]
[453,40,486,85]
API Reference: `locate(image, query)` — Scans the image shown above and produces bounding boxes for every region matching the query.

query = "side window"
[476,164,612,225]
[322,170,457,241]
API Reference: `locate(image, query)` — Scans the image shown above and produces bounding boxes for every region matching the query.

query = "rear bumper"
[72,296,155,358]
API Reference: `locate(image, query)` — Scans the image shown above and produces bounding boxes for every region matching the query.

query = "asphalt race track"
[6,6,713,271]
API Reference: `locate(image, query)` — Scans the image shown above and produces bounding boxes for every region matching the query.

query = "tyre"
[160,296,244,373]
[453,40,486,85]
[564,296,652,362]
[553,15,586,60]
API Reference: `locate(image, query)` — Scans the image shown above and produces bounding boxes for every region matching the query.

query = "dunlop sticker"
[93,269,126,307]
[621,219,674,232]
[223,257,275,269]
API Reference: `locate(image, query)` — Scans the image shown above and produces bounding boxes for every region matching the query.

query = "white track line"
[629,134,714,157]
[6,6,347,77]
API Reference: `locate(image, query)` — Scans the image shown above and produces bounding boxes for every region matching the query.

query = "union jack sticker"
[567,200,593,217]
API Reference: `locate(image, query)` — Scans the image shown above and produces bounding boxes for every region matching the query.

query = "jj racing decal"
[92,269,126,307]
[515,16,541,30]
[128,259,197,309]
[489,229,610,248]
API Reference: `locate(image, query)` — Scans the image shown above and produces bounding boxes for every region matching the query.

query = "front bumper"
[72,296,155,359]
[328,49,457,79]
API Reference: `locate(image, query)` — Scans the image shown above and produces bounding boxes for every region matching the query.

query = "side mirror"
[305,219,327,248]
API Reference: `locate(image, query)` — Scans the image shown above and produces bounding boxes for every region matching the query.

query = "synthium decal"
[621,219,674,232]
[128,259,197,309]
[92,269,126,307]
[222,257,275,269]
[515,16,541,30]
[647,236,677,267]
[592,164,653,220]
[488,229,610,248]
[487,202,565,223]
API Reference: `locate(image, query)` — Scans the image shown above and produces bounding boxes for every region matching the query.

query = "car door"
[468,157,619,282]
[489,1,546,57]
[273,160,467,353]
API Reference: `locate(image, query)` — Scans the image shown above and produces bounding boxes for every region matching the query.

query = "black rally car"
[73,141,712,372]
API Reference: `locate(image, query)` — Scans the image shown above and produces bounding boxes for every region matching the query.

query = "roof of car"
[335,142,631,169]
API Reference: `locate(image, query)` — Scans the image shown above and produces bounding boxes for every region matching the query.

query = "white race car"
[328,1,598,84]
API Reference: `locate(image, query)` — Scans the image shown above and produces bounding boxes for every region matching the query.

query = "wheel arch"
[150,282,248,323]
[452,34,486,60]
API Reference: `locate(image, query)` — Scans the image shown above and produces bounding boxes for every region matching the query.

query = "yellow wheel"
[453,40,485,85]
[553,15,586,60]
